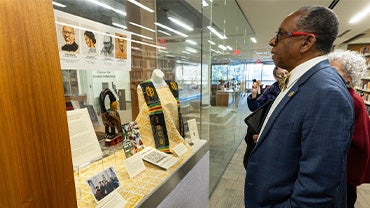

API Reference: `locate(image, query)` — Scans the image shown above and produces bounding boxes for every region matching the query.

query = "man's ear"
[299,35,316,53]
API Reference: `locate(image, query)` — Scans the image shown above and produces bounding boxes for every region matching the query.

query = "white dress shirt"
[257,55,328,142]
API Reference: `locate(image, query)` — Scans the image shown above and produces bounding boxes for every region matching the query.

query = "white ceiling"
[237,0,370,61]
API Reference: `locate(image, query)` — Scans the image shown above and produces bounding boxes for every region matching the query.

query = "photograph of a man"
[61,25,79,52]
[101,34,114,57]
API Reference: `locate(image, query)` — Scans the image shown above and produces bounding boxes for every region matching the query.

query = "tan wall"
[0,0,77,207]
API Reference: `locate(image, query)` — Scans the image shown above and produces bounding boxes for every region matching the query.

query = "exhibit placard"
[66,108,103,169]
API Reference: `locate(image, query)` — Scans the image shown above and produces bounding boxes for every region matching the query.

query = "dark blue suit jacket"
[245,60,354,208]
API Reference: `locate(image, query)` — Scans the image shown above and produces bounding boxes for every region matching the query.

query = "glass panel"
[204,0,255,193]
[53,0,259,202]
[53,0,204,142]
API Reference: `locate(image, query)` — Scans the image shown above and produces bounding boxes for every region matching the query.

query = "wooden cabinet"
[216,91,232,106]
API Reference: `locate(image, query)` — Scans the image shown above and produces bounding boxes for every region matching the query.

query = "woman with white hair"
[328,50,370,208]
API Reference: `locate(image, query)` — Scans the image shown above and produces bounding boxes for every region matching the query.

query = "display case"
[74,140,208,207]
[52,0,208,207]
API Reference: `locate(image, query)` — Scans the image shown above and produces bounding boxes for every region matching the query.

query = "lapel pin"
[288,91,295,97]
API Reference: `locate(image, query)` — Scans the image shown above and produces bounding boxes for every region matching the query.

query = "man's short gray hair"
[296,6,339,53]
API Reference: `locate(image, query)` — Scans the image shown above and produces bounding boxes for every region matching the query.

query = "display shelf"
[359,49,370,111]
[74,140,207,208]
[129,69,153,82]
[132,54,156,59]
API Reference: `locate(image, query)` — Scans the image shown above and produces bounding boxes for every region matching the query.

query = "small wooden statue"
[99,88,123,146]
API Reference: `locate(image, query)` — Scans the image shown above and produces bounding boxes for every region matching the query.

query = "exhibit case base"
[74,140,208,207]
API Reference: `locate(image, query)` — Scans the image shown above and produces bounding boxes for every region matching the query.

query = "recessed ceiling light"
[155,22,188,37]
[112,23,127,29]
[127,0,154,13]
[129,22,155,33]
[208,40,216,45]
[186,40,197,45]
[86,0,126,16]
[168,17,194,31]
[349,5,370,23]
[207,26,227,40]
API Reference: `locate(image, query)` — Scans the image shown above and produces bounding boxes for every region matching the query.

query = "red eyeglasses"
[274,31,319,45]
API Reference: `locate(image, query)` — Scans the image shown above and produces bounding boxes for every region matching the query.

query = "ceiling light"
[211,48,222,54]
[226,45,233,50]
[86,0,126,16]
[112,23,127,29]
[131,39,164,49]
[208,40,216,45]
[349,5,370,23]
[130,32,153,40]
[158,29,171,36]
[129,21,155,32]
[207,26,227,40]
[155,22,188,37]
[127,0,154,13]
[182,50,191,55]
[250,37,257,43]
[168,17,194,31]
[218,44,227,50]
[186,40,197,45]
[185,47,197,53]
[52,1,66,7]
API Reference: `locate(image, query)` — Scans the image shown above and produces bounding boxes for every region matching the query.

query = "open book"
[140,147,179,170]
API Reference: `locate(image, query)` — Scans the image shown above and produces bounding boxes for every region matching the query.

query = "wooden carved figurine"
[99,88,123,146]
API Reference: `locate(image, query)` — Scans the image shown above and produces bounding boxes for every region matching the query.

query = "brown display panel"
[0,0,77,207]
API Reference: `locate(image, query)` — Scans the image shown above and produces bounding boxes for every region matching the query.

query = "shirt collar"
[288,55,327,86]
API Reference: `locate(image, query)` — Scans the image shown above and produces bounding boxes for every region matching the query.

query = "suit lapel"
[251,60,331,151]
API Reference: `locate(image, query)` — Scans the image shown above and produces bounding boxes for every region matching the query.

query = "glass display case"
[52,0,255,206]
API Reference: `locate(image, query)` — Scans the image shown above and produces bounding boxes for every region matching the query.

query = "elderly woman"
[328,50,370,208]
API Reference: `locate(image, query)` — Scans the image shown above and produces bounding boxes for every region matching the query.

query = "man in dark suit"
[245,6,354,208]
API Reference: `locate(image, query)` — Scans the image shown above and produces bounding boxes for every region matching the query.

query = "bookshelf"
[357,77,370,107]
[349,44,370,114]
